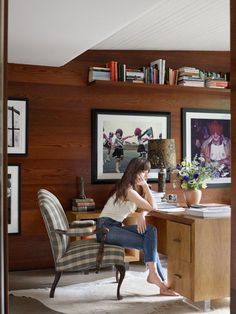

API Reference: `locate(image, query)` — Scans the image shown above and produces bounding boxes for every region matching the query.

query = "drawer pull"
[173,238,181,243]
[174,273,182,279]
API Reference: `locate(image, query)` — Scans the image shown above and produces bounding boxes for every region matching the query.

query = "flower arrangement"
[173,156,213,190]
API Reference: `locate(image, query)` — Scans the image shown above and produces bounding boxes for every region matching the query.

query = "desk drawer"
[168,259,192,299]
[167,221,191,262]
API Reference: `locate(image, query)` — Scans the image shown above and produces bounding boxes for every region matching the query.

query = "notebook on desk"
[156,202,185,213]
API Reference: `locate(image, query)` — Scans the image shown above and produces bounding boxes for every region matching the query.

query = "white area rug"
[10,271,229,314]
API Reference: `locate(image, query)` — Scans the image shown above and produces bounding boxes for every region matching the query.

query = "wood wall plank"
[7,50,230,270]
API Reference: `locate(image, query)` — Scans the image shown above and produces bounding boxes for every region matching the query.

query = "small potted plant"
[173,155,213,206]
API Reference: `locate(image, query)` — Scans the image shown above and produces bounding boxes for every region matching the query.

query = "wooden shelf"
[88,80,230,95]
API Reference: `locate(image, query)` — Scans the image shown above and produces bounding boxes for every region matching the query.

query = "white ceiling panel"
[94,0,230,51]
[8,0,230,67]
[8,0,158,66]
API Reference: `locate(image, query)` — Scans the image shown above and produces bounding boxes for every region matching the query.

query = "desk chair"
[38,189,126,300]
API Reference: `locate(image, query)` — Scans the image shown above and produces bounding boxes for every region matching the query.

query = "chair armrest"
[55,226,108,238]
[69,220,95,228]
[55,227,94,237]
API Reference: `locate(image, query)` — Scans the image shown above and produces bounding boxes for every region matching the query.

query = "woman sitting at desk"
[96,157,177,296]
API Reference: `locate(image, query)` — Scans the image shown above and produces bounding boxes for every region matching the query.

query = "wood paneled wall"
[8,50,230,270]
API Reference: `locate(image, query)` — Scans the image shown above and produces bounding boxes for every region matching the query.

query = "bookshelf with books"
[88,79,230,96]
[88,58,230,90]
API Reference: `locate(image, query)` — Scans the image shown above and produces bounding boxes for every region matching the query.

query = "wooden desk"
[148,211,230,305]
[67,210,230,305]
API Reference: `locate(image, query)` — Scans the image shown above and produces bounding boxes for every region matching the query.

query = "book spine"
[72,205,96,212]
[74,202,96,207]
[73,198,94,202]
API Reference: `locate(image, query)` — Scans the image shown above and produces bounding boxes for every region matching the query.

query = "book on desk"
[155,202,185,213]
[185,203,231,218]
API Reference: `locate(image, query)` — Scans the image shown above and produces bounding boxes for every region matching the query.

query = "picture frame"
[8,98,28,155]
[92,109,171,183]
[8,164,21,234]
[182,108,231,187]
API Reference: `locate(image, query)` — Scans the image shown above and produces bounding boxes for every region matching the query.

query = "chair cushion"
[56,238,124,272]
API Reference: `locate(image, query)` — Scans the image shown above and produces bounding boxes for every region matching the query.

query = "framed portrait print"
[182,108,231,187]
[8,164,21,234]
[92,109,171,183]
[8,98,28,155]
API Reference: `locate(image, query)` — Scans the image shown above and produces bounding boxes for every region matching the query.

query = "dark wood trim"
[2,0,8,312]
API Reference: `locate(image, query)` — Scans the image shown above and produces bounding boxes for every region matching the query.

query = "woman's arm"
[126,188,156,211]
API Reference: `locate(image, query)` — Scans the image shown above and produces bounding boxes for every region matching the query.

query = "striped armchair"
[38,189,126,299]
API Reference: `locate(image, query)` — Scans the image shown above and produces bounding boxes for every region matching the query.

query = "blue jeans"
[96,216,165,281]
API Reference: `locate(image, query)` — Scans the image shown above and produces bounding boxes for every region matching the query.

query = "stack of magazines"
[185,203,231,218]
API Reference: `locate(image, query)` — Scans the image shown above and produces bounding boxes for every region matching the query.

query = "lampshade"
[148,139,176,170]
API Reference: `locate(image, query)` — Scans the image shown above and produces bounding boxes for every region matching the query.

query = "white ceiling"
[8,0,230,67]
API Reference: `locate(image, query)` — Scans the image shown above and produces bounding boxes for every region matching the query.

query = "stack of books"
[126,67,145,83]
[72,198,96,212]
[205,77,228,89]
[151,190,165,203]
[205,71,230,89]
[185,203,231,218]
[151,190,184,212]
[88,67,110,83]
[177,66,205,87]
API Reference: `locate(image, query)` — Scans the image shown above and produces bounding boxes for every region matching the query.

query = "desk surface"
[68,209,230,225]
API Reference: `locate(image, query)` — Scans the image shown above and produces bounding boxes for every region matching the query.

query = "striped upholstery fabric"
[38,189,70,263]
[38,189,124,272]
[56,238,124,272]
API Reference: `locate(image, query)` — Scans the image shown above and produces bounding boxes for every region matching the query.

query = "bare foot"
[147,275,178,296]
[159,284,179,296]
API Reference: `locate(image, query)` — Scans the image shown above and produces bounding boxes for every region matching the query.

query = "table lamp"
[148,139,177,193]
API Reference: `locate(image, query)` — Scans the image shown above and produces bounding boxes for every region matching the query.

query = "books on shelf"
[178,80,205,87]
[88,67,110,82]
[205,78,228,89]
[185,203,231,218]
[149,58,166,84]
[126,68,145,82]
[87,60,229,89]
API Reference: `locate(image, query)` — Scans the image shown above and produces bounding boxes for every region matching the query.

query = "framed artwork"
[8,164,21,234]
[92,109,171,183]
[8,98,28,155]
[182,108,231,187]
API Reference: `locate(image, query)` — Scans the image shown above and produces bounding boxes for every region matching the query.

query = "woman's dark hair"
[111,157,151,203]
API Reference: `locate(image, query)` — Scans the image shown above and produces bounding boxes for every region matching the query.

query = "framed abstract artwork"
[8,98,28,155]
[182,108,231,187]
[92,109,171,183]
[8,164,21,234]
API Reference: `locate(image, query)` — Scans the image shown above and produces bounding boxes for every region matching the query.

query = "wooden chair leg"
[50,271,62,298]
[115,264,126,300]
[115,269,119,283]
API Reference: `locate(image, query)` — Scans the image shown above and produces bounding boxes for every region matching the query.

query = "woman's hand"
[136,173,149,189]
[137,212,147,234]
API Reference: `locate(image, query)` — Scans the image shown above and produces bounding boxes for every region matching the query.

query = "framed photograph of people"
[92,109,171,183]
[8,164,21,234]
[8,98,28,155]
[182,108,231,187]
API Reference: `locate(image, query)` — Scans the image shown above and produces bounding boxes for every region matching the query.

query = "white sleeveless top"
[99,193,137,222]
